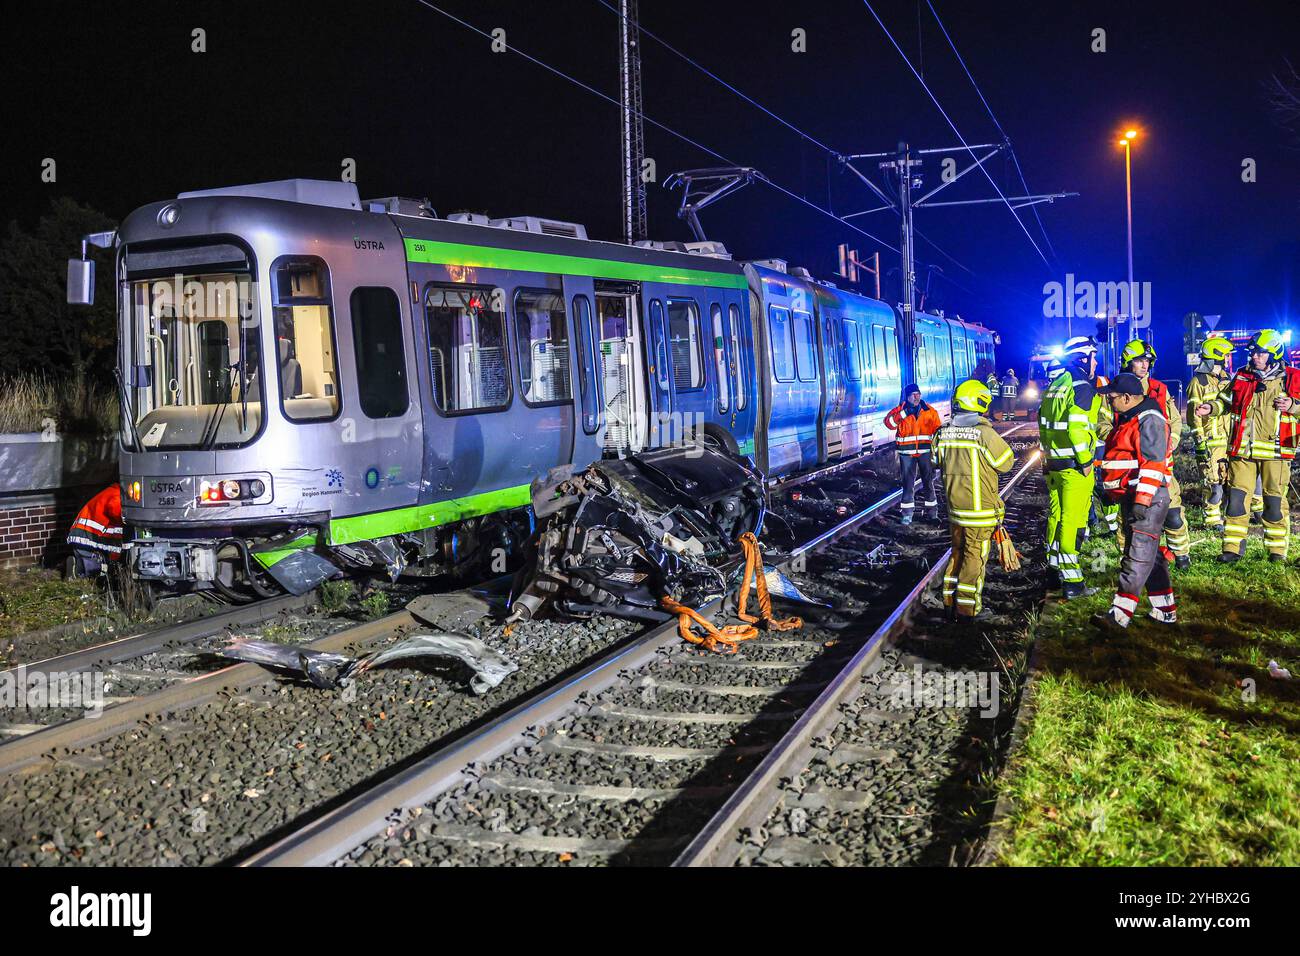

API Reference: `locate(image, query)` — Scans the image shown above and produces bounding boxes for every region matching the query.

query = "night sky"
[6,0,1298,372]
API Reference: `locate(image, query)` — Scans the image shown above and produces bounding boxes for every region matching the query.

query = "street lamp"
[1118,128,1140,341]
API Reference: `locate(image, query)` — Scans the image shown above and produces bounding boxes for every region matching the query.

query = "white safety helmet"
[1062,336,1098,360]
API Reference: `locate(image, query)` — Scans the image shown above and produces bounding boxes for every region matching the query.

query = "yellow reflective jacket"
[932,412,1015,527]
[1186,365,1230,451]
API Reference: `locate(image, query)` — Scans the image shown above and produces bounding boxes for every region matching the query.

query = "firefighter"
[67,484,124,577]
[1197,329,1300,562]
[1094,373,1177,631]
[932,379,1015,619]
[884,383,942,524]
[986,369,1000,394]
[1091,368,1122,535]
[1120,339,1191,569]
[999,368,1019,417]
[1185,336,1235,529]
[1038,336,1101,599]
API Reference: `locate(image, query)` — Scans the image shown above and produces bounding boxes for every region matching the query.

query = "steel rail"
[673,448,1041,866]
[0,610,415,776]
[2,592,312,681]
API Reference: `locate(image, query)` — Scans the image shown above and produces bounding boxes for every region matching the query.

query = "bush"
[318,578,354,613]
[0,370,118,436]
[360,590,390,620]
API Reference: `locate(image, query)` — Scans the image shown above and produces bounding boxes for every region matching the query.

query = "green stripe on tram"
[254,483,533,568]
[404,238,748,289]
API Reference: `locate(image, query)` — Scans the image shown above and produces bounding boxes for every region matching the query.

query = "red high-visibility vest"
[67,485,124,559]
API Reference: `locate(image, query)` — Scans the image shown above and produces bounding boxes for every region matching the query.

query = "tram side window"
[711,304,729,412]
[515,289,572,404]
[424,286,510,413]
[792,310,817,382]
[351,287,408,419]
[769,306,795,382]
[271,258,340,421]
[573,295,601,433]
[667,299,704,391]
[729,305,748,410]
[843,319,862,380]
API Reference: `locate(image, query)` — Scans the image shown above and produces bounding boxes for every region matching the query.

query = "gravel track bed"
[562,713,789,750]
[741,468,1048,866]
[0,615,360,733]
[0,611,639,865]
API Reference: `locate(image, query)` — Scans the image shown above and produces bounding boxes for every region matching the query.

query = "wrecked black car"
[507,444,767,624]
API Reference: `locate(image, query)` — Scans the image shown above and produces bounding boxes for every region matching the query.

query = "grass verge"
[991,497,1300,865]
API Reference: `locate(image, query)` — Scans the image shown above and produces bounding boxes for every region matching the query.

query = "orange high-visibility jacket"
[1098,398,1170,507]
[884,402,942,457]
[67,485,124,559]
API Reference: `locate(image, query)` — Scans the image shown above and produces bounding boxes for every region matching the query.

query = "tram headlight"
[198,477,268,505]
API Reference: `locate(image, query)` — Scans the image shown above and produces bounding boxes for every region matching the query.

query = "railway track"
[1,427,1036,865]
[0,593,316,743]
[244,424,1038,867]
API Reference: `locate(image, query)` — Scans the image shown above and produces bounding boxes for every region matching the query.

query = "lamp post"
[1119,128,1139,341]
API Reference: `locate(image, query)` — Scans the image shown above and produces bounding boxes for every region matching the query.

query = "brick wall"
[0,489,97,570]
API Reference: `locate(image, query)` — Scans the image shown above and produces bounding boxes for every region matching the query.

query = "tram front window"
[126,271,262,449]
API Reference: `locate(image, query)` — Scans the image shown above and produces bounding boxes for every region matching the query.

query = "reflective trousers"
[1110,487,1176,625]
[943,524,995,617]
[1224,458,1291,558]
[898,453,938,516]
[1163,473,1190,558]
[1047,467,1094,584]
[1197,448,1228,526]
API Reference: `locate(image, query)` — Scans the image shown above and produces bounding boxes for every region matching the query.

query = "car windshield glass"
[127,271,261,449]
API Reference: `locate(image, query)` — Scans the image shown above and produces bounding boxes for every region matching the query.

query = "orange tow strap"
[660,531,803,654]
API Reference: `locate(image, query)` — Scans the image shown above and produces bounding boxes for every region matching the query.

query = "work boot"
[1269,553,1286,564]
[1062,582,1097,600]
[1091,609,1129,636]
[1218,551,1241,564]
[1146,608,1177,625]
[924,508,939,522]
[1174,555,1192,571]
[900,511,913,526]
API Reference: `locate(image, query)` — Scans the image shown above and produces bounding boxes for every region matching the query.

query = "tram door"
[595,282,648,455]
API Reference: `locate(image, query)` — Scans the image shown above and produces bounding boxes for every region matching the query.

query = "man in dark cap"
[884,383,942,524]
[1094,372,1176,632]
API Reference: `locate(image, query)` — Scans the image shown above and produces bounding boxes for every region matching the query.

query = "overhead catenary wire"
[412,0,902,255]
[923,0,1059,263]
[591,0,842,157]
[592,0,980,283]
[861,0,1053,270]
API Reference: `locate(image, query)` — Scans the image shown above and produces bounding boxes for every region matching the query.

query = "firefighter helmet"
[1249,329,1285,361]
[1200,336,1234,363]
[955,379,993,414]
[1121,339,1157,368]
[1062,336,1098,360]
